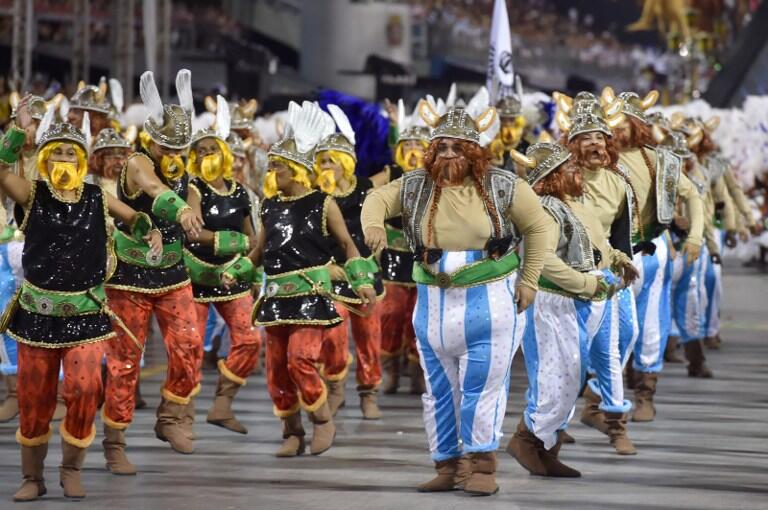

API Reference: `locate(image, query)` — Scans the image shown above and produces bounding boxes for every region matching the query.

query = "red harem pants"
[194,295,261,385]
[321,305,382,389]
[16,341,104,447]
[265,325,327,416]
[380,284,418,362]
[103,285,202,427]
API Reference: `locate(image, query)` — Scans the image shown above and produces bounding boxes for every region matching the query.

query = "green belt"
[385,225,410,252]
[0,226,16,243]
[184,249,240,287]
[114,230,183,269]
[263,266,333,298]
[19,281,106,317]
[412,251,520,288]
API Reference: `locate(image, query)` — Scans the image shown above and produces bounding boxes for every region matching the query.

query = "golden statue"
[627,0,691,42]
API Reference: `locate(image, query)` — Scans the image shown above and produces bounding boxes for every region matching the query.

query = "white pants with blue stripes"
[703,231,723,337]
[413,250,523,461]
[0,241,22,376]
[522,288,607,449]
[616,287,639,367]
[669,242,708,343]
[631,235,673,373]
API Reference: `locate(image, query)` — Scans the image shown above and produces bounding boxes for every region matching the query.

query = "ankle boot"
[207,372,247,434]
[540,441,581,477]
[275,412,306,457]
[381,356,400,395]
[52,383,66,421]
[506,418,546,475]
[14,443,48,502]
[408,359,426,395]
[103,424,137,475]
[559,429,575,444]
[684,340,714,378]
[604,412,637,455]
[632,373,658,422]
[703,336,720,350]
[625,355,637,390]
[664,336,684,363]
[359,388,382,420]
[59,439,87,499]
[154,397,195,454]
[326,378,346,416]
[0,374,19,422]
[417,456,470,492]
[580,384,608,434]
[308,401,336,455]
[463,452,499,496]
[180,397,196,440]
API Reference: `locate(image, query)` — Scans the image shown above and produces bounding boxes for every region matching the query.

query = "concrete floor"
[0,262,766,509]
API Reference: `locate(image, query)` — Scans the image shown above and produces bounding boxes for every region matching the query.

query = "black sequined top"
[186,177,252,301]
[379,165,415,285]
[256,190,340,326]
[329,177,384,302]
[8,181,115,347]
[108,153,191,293]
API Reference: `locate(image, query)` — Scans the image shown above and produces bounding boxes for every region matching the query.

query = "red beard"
[429,156,470,186]
[581,147,610,170]
[613,129,631,150]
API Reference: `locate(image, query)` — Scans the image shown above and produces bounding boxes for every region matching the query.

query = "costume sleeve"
[505,181,557,290]
[360,177,403,233]
[715,176,737,232]
[677,173,704,247]
[541,251,598,297]
[723,167,756,227]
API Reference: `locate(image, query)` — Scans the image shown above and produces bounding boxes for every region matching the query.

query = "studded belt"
[19,280,106,317]
[113,230,182,269]
[412,251,520,289]
[263,266,333,298]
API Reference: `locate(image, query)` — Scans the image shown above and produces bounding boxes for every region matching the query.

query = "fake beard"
[200,154,223,182]
[263,171,278,199]
[501,126,523,146]
[397,149,424,172]
[160,154,186,180]
[613,128,632,149]
[430,156,469,186]
[49,162,83,191]
[582,147,611,169]
[315,170,337,194]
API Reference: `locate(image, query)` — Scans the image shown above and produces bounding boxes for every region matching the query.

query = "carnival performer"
[378,99,430,395]
[603,88,704,422]
[488,84,530,173]
[224,101,376,458]
[184,96,261,434]
[65,79,113,137]
[102,70,204,467]
[506,141,638,477]
[314,105,386,419]
[0,97,161,501]
[362,98,553,496]
[554,92,639,453]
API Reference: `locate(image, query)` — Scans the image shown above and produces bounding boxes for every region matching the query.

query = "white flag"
[486,0,515,98]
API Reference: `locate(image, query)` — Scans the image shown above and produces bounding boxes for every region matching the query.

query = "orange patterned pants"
[103,285,202,425]
[321,305,382,389]
[265,325,327,415]
[194,296,261,383]
[17,342,104,442]
[380,284,418,361]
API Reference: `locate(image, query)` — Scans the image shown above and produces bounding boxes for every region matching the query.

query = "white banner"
[486,0,514,98]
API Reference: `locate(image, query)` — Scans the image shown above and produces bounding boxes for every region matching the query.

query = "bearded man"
[606,89,704,422]
[362,105,553,496]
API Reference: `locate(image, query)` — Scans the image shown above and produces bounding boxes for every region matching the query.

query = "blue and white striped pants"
[669,242,708,342]
[702,232,723,337]
[631,235,673,373]
[0,242,21,376]
[413,250,523,461]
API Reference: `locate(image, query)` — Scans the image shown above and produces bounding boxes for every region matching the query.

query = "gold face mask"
[263,170,278,199]
[49,161,83,191]
[160,154,186,180]
[396,149,424,172]
[501,117,526,146]
[315,170,337,194]
[200,153,223,182]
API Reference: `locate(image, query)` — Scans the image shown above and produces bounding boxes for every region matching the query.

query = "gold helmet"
[139,70,193,149]
[69,78,112,114]
[509,142,571,186]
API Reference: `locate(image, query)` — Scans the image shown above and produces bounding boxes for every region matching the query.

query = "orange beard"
[429,156,470,187]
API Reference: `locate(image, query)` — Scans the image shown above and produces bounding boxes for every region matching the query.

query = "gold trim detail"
[120,153,151,200]
[272,401,301,418]
[193,289,252,304]
[60,422,97,449]
[161,387,191,405]
[105,278,192,295]
[254,317,343,328]
[7,329,115,349]
[17,180,37,233]
[218,359,246,386]
[101,407,130,430]
[16,425,53,446]
[298,381,328,413]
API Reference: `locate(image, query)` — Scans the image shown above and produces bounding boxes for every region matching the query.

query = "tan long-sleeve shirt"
[723,167,756,227]
[360,175,555,290]
[580,167,628,238]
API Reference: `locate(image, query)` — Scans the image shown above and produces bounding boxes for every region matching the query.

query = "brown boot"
[703,336,720,350]
[0,374,19,422]
[275,412,306,457]
[180,397,196,440]
[102,424,137,475]
[381,355,400,394]
[684,340,714,378]
[207,372,248,434]
[408,359,426,395]
[154,397,195,454]
[506,418,546,475]
[604,412,637,455]
[203,335,222,370]
[580,384,608,434]
[308,401,336,455]
[359,388,382,420]
[463,452,498,496]
[59,439,87,499]
[326,378,346,416]
[540,442,581,477]
[417,456,470,492]
[664,336,684,363]
[52,383,66,421]
[559,430,575,444]
[632,373,658,422]
[625,355,636,390]
[13,444,48,502]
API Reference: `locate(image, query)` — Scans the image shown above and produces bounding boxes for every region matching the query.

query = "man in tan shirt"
[362,104,553,497]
